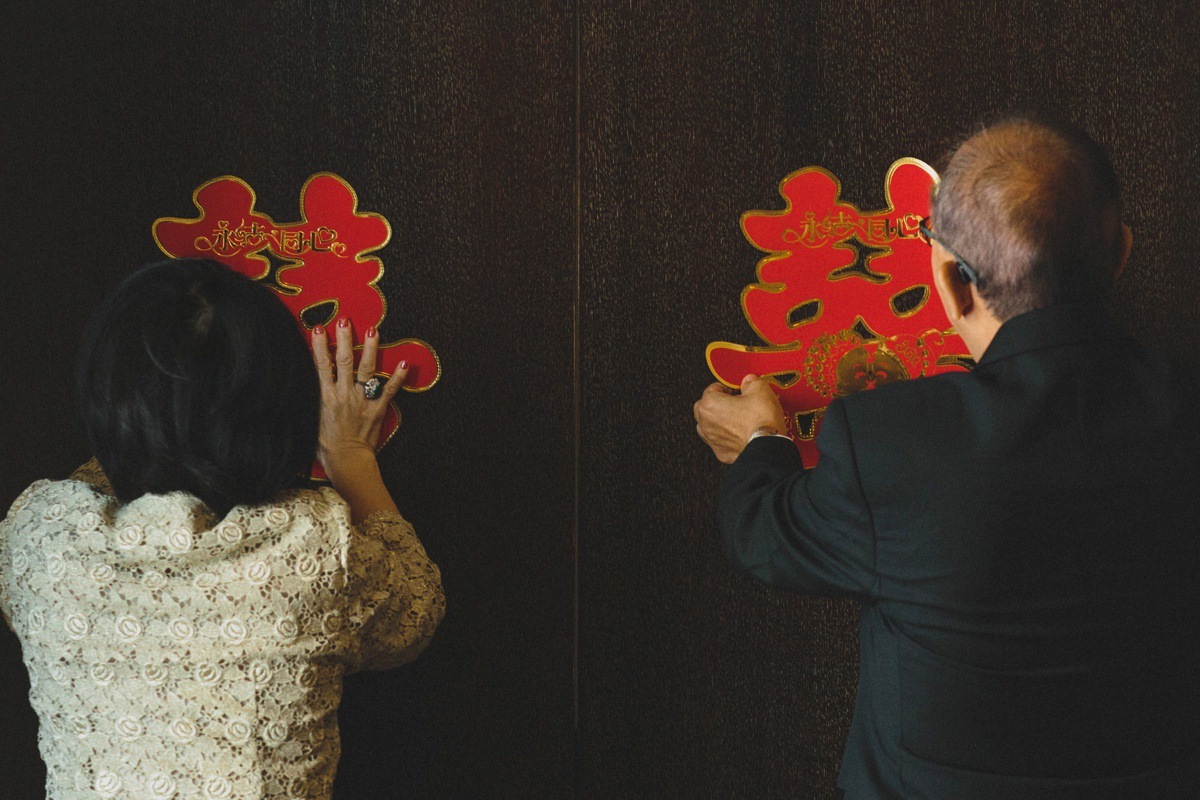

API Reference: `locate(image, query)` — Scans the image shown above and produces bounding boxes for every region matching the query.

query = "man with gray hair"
[695,114,1200,799]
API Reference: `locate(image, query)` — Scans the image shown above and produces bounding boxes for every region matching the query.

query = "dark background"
[3,3,1198,799]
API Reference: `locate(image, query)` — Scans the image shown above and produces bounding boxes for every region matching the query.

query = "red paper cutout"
[153,173,440,480]
[707,159,971,465]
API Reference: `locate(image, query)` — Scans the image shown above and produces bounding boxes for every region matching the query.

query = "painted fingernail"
[337,317,350,328]
[312,325,324,336]
[366,327,377,338]
[399,360,408,369]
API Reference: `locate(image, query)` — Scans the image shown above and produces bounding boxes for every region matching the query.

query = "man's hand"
[693,374,788,463]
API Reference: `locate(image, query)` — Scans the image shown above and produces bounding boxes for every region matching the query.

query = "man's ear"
[1115,223,1132,281]
[931,252,974,324]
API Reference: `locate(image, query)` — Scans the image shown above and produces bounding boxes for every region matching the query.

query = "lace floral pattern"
[0,462,444,800]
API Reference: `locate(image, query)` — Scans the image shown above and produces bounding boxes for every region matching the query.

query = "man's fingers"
[740,373,766,392]
[697,423,739,465]
[695,375,782,464]
[703,381,735,397]
[696,381,740,425]
[741,374,778,400]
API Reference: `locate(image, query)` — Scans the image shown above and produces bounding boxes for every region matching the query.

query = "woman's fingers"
[358,326,380,384]
[320,317,404,416]
[334,317,355,390]
[379,361,410,403]
[311,325,334,388]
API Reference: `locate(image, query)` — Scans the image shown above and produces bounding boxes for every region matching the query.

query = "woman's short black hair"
[77,259,320,515]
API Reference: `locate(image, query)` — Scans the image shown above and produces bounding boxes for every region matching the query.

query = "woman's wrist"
[321,447,399,524]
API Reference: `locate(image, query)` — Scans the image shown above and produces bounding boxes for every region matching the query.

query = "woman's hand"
[311,318,408,523]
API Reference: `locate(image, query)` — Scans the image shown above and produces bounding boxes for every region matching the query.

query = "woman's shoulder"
[4,476,115,526]
[2,479,363,571]
[185,487,358,562]
[232,487,352,533]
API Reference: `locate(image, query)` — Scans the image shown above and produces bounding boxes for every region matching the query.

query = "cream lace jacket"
[0,462,444,800]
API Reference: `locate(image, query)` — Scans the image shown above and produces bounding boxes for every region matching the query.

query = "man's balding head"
[931,115,1125,321]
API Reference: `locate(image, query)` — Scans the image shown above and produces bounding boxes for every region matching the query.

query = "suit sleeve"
[718,399,875,598]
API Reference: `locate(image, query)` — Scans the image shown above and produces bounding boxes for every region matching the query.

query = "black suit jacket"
[719,304,1200,799]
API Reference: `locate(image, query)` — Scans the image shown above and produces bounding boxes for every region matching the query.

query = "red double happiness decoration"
[153,173,440,479]
[706,159,971,466]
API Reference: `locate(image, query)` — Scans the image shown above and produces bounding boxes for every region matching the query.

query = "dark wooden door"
[0,4,576,798]
[574,4,1200,799]
[3,3,1198,799]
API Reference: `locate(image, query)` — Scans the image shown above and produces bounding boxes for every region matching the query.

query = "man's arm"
[698,381,875,598]
[693,374,788,463]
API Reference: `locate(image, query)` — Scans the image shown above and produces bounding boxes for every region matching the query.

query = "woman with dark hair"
[0,259,444,800]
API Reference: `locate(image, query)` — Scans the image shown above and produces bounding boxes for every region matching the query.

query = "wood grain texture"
[3,2,1200,799]
[576,2,1200,798]
[0,3,575,799]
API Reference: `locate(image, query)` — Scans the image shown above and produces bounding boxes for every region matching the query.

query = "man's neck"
[957,296,1003,362]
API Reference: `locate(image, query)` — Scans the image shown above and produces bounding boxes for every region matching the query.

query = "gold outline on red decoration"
[827,237,894,284]
[275,171,392,328]
[706,312,879,390]
[734,157,939,345]
[378,409,402,453]
[152,173,441,394]
[150,171,393,328]
[889,285,931,318]
[785,298,824,329]
[704,338,804,390]
[353,338,443,394]
[708,158,940,390]
[153,175,268,280]
[300,297,341,329]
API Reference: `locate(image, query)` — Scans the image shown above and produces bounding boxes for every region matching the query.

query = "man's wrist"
[747,425,788,443]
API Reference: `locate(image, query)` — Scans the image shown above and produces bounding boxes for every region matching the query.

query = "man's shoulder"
[1151,345,1200,389]
[836,368,976,419]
